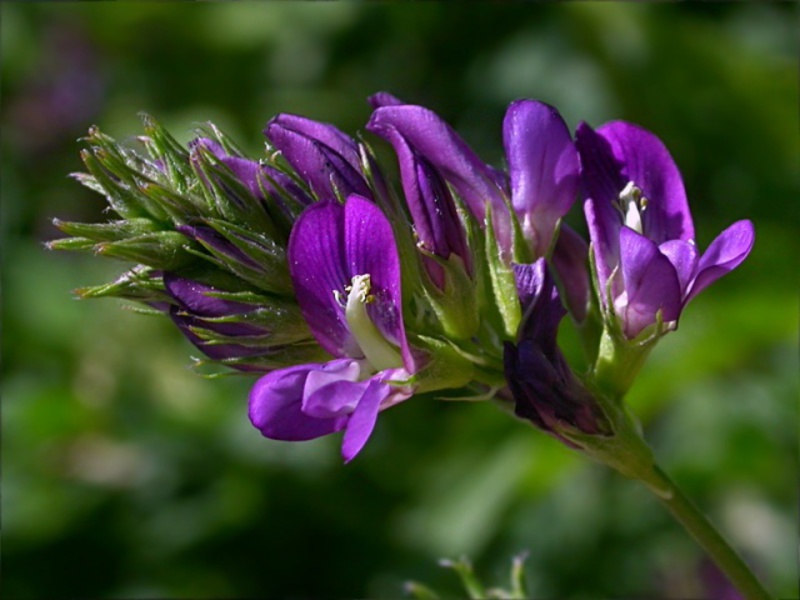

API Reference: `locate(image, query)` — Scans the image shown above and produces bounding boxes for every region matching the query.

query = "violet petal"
[343,195,414,371]
[684,220,755,305]
[513,258,566,358]
[288,201,358,357]
[503,100,579,257]
[248,363,348,441]
[594,121,694,244]
[617,227,682,338]
[551,224,590,323]
[658,239,699,296]
[341,378,390,463]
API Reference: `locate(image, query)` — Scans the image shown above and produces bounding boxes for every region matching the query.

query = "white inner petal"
[344,274,403,372]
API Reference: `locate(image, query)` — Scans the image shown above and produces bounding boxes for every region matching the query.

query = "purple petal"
[344,195,414,371]
[163,273,251,317]
[170,309,266,366]
[513,258,566,357]
[551,224,590,323]
[288,201,356,357]
[265,114,370,202]
[368,119,469,288]
[503,100,579,257]
[302,359,365,418]
[367,91,405,108]
[684,220,755,305]
[658,239,699,296]
[341,378,390,463]
[595,121,694,244]
[249,363,349,441]
[366,105,507,236]
[617,228,682,338]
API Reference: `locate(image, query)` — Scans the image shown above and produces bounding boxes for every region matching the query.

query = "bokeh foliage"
[2,3,797,598]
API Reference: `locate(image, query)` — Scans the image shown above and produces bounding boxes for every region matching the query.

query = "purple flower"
[264,114,372,203]
[249,195,415,461]
[576,121,755,339]
[504,259,609,445]
[367,95,578,258]
[366,105,471,289]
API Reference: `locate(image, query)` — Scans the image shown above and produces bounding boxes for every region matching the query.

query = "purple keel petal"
[344,195,414,371]
[288,201,357,357]
[513,259,566,358]
[302,359,365,418]
[341,378,390,463]
[617,227,682,338]
[248,363,349,441]
[658,239,699,296]
[503,100,579,257]
[684,220,755,305]
[595,121,694,244]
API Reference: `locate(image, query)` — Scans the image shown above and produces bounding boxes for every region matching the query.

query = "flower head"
[576,121,755,339]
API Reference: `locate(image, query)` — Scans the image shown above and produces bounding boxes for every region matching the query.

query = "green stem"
[640,464,772,600]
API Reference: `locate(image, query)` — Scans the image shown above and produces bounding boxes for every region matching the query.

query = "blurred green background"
[2,3,797,598]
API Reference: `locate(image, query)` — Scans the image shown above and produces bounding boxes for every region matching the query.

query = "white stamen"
[619,181,648,234]
[344,274,403,372]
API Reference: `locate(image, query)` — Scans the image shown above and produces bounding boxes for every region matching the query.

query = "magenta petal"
[658,239,699,296]
[341,379,390,463]
[343,195,414,371]
[685,220,755,305]
[503,100,578,257]
[595,121,694,244]
[288,201,358,357]
[367,91,405,108]
[248,364,348,441]
[617,228,682,338]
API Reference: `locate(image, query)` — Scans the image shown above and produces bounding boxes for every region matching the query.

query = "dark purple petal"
[288,201,356,357]
[551,224,590,322]
[248,363,348,441]
[367,105,507,233]
[658,239,699,296]
[503,100,579,257]
[368,119,470,288]
[163,273,251,317]
[169,310,267,368]
[265,114,370,202]
[177,224,262,270]
[513,259,566,358]
[617,227,682,338]
[577,122,626,295]
[344,195,414,371]
[595,121,694,244]
[340,378,390,462]
[684,220,755,305]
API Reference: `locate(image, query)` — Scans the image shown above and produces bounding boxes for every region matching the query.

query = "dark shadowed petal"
[551,224,590,322]
[658,239,699,296]
[248,363,349,441]
[288,201,358,357]
[684,220,755,305]
[265,114,370,202]
[169,310,266,367]
[513,259,566,357]
[177,224,262,270]
[341,378,392,463]
[367,105,506,226]
[617,227,682,338]
[504,100,579,257]
[343,195,414,371]
[596,121,694,244]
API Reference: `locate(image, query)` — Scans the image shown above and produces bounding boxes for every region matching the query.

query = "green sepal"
[201,218,292,295]
[74,266,169,303]
[407,335,475,395]
[140,113,194,194]
[484,205,521,339]
[191,342,330,373]
[94,231,197,270]
[418,251,479,341]
[52,217,161,242]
